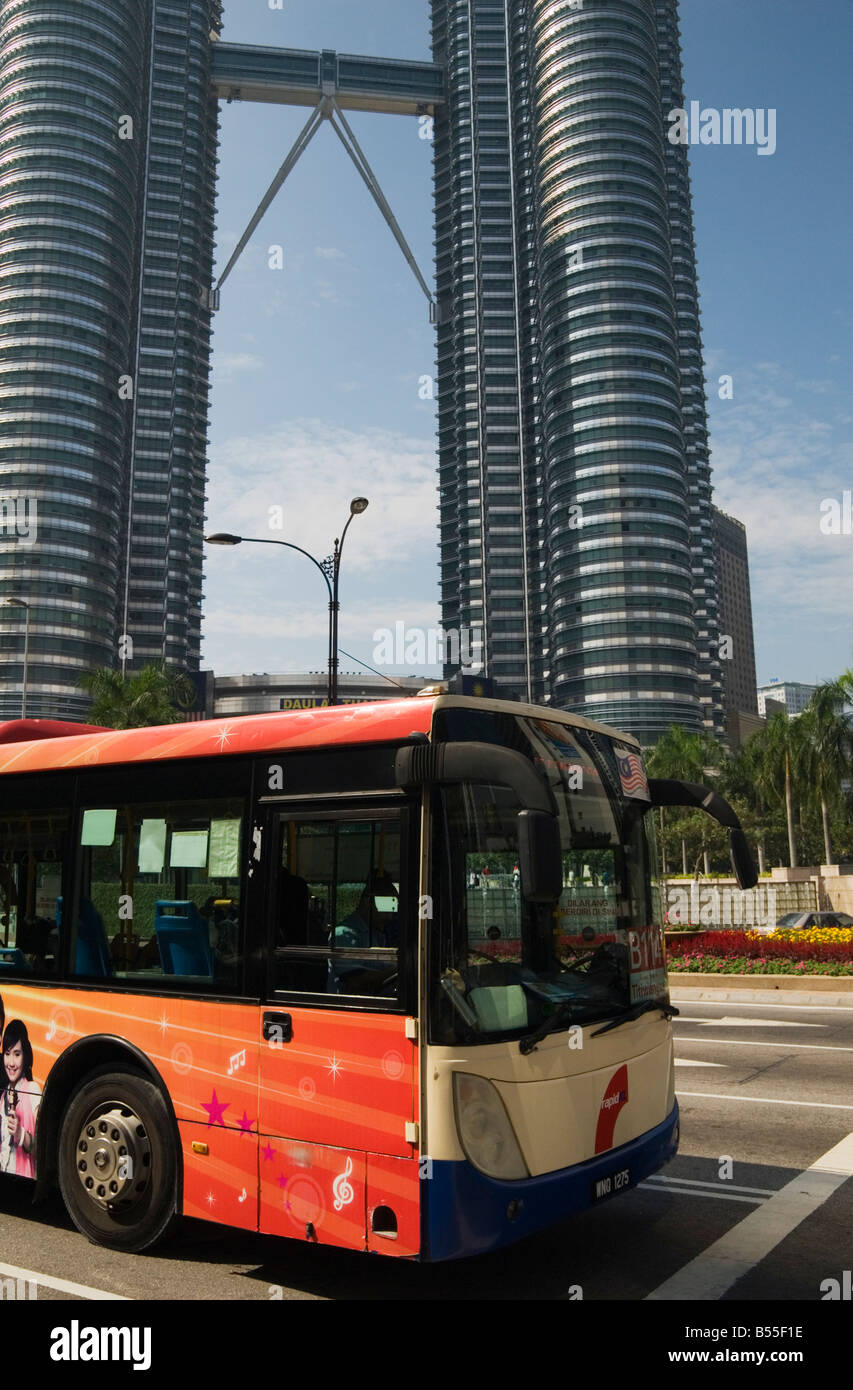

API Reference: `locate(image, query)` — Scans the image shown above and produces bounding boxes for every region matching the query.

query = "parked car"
[753,910,853,936]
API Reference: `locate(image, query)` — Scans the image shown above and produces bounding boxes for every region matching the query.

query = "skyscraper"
[0,0,220,719]
[432,0,724,742]
[712,505,758,722]
[0,0,728,746]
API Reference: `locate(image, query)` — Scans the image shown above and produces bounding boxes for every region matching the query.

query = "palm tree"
[752,711,805,869]
[797,681,852,866]
[646,725,722,875]
[79,664,197,729]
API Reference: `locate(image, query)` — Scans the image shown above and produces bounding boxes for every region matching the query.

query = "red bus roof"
[0,719,110,745]
[0,700,435,777]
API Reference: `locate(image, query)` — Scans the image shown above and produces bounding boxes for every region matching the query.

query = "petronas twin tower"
[433,0,722,740]
[0,0,723,744]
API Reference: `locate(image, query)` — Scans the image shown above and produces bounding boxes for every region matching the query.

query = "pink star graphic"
[201,1090,229,1127]
[237,1111,254,1136]
[276,1173,288,1189]
[262,1143,276,1162]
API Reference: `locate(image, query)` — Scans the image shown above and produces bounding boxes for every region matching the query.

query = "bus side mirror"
[518,810,563,903]
[730,828,758,890]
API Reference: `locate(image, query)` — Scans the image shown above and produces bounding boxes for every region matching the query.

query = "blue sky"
[202,0,853,694]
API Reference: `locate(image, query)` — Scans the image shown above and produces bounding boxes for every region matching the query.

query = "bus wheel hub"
[75,1104,151,1209]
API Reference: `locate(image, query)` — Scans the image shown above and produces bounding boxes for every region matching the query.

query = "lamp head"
[205,533,243,546]
[349,498,369,516]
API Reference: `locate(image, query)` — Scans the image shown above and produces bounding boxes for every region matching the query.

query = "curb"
[668,971,853,992]
[668,972,853,1007]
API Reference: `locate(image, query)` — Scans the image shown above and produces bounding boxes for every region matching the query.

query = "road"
[1,993,851,1302]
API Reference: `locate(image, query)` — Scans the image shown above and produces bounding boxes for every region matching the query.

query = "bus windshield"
[429,708,666,1046]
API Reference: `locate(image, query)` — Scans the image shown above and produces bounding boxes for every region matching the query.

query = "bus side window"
[73,798,246,988]
[272,815,402,1000]
[0,809,67,977]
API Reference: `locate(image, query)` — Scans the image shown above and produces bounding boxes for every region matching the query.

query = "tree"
[646,725,723,875]
[79,664,196,729]
[797,681,852,866]
[750,711,806,869]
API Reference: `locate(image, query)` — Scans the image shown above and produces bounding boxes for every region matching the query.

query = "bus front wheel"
[58,1070,178,1253]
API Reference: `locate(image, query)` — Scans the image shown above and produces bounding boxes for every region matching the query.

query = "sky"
[202,0,853,694]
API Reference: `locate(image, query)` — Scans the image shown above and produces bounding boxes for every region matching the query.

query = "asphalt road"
[1,992,851,1303]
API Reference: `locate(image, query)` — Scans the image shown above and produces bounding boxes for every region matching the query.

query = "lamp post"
[3,597,30,719]
[206,497,368,707]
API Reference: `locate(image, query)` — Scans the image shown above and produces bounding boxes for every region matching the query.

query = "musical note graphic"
[238,1188,247,1203]
[332,1156,354,1212]
[227,1048,246,1075]
[46,1009,73,1044]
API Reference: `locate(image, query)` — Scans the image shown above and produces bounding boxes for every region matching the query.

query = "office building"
[711,506,758,719]
[431,0,724,742]
[757,681,818,719]
[0,0,728,746]
[0,0,221,719]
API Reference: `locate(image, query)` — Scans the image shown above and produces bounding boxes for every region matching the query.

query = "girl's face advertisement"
[4,1040,23,1086]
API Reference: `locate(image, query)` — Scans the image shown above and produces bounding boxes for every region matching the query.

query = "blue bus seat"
[155,901,214,977]
[0,947,33,973]
[75,898,113,977]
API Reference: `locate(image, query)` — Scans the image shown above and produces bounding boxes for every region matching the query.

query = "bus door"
[257,804,421,1254]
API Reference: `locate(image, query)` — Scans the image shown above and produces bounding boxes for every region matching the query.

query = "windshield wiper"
[519,1002,573,1056]
[591,999,679,1037]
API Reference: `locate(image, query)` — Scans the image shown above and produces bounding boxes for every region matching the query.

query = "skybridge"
[210,43,443,310]
[212,43,445,117]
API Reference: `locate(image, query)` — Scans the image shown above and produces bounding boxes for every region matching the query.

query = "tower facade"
[0,0,220,719]
[712,506,758,720]
[0,0,726,744]
[433,0,723,743]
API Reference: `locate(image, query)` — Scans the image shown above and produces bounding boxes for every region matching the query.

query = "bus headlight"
[452,1073,529,1180]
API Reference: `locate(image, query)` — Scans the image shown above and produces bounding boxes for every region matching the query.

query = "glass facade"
[0,0,220,719]
[0,0,724,744]
[432,0,724,743]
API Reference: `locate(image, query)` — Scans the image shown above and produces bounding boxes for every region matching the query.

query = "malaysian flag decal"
[613,745,650,801]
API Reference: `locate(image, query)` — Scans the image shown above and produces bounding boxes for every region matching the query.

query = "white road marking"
[0,1261,130,1301]
[646,1131,853,1300]
[644,1175,776,1196]
[676,1016,825,1029]
[640,1184,765,1206]
[673,1058,725,1067]
[677,1037,853,1054]
[677,1090,853,1111]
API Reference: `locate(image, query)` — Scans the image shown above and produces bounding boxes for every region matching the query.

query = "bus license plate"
[591,1167,631,1202]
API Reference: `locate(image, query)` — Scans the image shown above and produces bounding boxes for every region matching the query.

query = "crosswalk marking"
[646,1132,853,1300]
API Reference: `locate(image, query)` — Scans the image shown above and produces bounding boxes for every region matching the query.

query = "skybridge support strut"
[214,96,434,312]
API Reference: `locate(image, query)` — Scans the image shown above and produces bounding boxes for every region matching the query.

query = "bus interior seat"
[155,901,214,977]
[75,898,113,977]
[0,946,33,973]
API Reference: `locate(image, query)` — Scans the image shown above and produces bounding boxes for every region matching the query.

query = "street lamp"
[206,496,369,706]
[3,598,30,719]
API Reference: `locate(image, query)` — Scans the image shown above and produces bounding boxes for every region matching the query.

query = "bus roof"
[0,696,639,777]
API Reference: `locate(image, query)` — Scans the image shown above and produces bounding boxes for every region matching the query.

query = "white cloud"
[315,247,346,261]
[708,363,853,678]
[211,352,265,384]
[202,419,440,674]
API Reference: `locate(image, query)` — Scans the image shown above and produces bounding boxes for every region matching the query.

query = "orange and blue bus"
[0,694,754,1260]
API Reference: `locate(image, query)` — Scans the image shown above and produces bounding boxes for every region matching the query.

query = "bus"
[0,694,755,1261]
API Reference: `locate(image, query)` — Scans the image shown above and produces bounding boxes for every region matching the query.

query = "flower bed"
[666,929,853,976]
